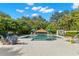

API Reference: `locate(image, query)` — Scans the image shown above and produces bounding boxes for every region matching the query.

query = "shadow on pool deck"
[0,47,23,56]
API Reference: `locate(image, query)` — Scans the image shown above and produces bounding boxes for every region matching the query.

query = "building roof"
[36,28,47,33]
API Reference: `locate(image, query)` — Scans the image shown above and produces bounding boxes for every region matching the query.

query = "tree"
[46,22,57,34]
[50,10,69,21]
[31,15,47,29]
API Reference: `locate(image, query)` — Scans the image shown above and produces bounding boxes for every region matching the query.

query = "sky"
[0,3,78,20]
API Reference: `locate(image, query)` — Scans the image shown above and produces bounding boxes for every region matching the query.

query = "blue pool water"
[31,34,58,41]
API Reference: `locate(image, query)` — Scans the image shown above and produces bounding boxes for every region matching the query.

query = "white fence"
[57,30,79,36]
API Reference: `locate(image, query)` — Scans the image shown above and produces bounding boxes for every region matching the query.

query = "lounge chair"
[5,35,18,45]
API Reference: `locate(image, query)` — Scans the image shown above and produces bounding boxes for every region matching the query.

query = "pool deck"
[0,38,79,56]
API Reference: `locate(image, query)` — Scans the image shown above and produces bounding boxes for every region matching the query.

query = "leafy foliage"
[65,31,78,37]
[0,9,79,36]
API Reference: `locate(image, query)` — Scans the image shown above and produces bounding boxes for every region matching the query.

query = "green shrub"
[51,30,56,34]
[70,39,75,43]
[65,31,78,37]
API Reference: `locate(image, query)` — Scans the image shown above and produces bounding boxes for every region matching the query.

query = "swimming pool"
[31,34,59,41]
[18,34,61,41]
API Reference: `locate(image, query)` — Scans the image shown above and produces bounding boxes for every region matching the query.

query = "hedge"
[51,30,56,34]
[65,31,79,37]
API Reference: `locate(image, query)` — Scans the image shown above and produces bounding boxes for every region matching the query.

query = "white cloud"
[32,6,42,11]
[25,7,29,9]
[39,6,54,13]
[32,13,39,17]
[16,9,24,13]
[72,3,79,9]
[25,15,29,17]
[43,9,54,13]
[59,10,62,13]
[27,3,34,6]
[31,6,54,13]
[39,6,48,12]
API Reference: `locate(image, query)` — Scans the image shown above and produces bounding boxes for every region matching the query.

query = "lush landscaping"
[65,31,79,37]
[0,8,79,37]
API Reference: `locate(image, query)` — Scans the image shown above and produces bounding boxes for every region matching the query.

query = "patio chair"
[6,35,18,45]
